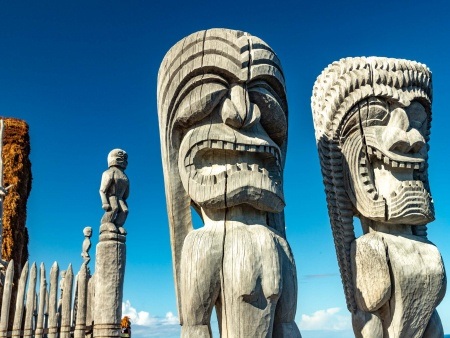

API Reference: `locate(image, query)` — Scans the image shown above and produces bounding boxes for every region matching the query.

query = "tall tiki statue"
[157,29,300,337]
[312,57,446,337]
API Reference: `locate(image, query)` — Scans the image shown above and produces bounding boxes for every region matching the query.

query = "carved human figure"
[81,226,92,264]
[99,149,129,234]
[312,57,446,337]
[157,29,300,337]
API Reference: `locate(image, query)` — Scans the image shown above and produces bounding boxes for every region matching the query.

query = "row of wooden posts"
[0,260,92,338]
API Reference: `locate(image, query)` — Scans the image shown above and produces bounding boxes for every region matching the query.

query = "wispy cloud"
[302,273,339,280]
[299,307,351,331]
[122,300,180,338]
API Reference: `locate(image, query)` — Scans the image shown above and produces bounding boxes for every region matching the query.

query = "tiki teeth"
[236,144,245,151]
[376,150,382,160]
[367,147,373,155]
[399,162,405,168]
[406,163,412,169]
[391,161,398,168]
[250,164,259,171]
[216,171,226,180]
[238,163,248,171]
[383,156,390,165]
[414,164,420,170]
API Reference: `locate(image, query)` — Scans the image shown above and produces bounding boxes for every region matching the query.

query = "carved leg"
[422,310,444,338]
[222,224,281,337]
[180,225,223,338]
[273,238,301,338]
[352,310,383,338]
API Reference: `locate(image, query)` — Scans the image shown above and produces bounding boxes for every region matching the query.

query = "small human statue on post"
[99,149,129,235]
[81,226,92,265]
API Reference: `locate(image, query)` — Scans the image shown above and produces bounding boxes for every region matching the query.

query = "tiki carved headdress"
[157,29,288,313]
[311,57,433,311]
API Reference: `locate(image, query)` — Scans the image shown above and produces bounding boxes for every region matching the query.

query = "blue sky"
[1,1,450,337]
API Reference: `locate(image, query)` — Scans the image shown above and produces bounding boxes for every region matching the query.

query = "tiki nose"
[385,107,426,154]
[221,84,260,129]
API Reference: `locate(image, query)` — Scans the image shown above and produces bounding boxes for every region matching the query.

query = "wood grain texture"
[158,29,299,337]
[312,57,446,337]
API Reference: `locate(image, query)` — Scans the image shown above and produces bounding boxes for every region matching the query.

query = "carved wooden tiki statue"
[157,29,300,337]
[312,57,446,338]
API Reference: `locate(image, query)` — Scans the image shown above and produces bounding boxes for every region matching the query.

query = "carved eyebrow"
[171,74,229,118]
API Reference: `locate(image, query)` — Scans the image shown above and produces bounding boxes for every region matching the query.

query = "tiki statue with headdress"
[312,57,446,337]
[157,29,300,337]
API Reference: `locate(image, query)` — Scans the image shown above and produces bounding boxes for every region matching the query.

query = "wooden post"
[23,263,36,338]
[93,233,126,337]
[35,263,47,338]
[47,262,59,338]
[0,260,14,337]
[12,262,29,338]
[60,265,73,338]
[74,263,88,338]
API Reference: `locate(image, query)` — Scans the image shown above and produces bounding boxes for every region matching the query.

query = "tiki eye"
[174,75,228,127]
[407,101,427,131]
[248,81,287,146]
[363,101,390,127]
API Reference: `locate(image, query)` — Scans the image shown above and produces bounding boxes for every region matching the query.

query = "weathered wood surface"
[312,57,446,337]
[0,260,93,338]
[158,28,300,337]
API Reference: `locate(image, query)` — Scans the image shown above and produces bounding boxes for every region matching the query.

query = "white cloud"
[299,307,351,331]
[122,300,180,337]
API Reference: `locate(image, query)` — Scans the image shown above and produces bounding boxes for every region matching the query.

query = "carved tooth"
[237,163,248,171]
[414,163,420,170]
[391,161,398,168]
[376,150,382,160]
[261,168,269,176]
[229,164,238,174]
[367,146,373,155]
[384,156,390,165]
[270,147,275,156]
[237,144,245,151]
[250,164,259,171]
[224,141,233,150]
[216,171,226,181]
[217,140,223,149]
[406,163,412,169]
[399,162,405,168]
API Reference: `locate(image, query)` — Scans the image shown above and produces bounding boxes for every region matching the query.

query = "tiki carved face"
[177,79,287,213]
[108,149,128,169]
[341,96,433,225]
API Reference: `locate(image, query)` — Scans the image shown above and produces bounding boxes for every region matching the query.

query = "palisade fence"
[0,260,93,338]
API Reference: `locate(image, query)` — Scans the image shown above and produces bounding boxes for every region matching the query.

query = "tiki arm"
[351,233,391,312]
[99,171,113,210]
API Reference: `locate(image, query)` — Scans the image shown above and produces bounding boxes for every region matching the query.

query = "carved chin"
[178,139,285,213]
[343,135,434,225]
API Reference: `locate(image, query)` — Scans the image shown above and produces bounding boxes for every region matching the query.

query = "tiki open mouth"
[184,140,281,185]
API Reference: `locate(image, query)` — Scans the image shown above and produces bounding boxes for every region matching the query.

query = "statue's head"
[108,149,128,169]
[158,29,288,218]
[83,226,92,237]
[311,57,433,312]
[312,57,433,226]
[158,30,288,312]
